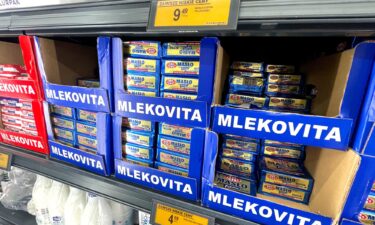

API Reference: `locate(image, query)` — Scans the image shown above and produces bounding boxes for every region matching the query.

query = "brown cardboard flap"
[302,49,354,117]
[213,44,229,105]
[257,149,359,222]
[0,41,24,65]
[38,38,98,85]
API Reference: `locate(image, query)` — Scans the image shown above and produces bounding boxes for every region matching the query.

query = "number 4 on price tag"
[148,0,240,32]
[151,200,215,225]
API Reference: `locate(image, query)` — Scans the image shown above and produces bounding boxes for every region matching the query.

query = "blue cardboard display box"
[33,36,113,113]
[342,154,375,223]
[211,42,375,150]
[111,37,223,201]
[202,130,361,225]
[43,101,113,176]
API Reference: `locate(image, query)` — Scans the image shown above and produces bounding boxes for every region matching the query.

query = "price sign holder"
[0,151,12,171]
[148,0,240,32]
[151,200,215,225]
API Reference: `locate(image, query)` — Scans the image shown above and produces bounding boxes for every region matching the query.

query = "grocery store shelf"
[0,144,256,225]
[0,0,372,35]
[0,204,36,225]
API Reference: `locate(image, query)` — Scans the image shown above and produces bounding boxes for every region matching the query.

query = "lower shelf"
[0,143,256,225]
[0,204,36,225]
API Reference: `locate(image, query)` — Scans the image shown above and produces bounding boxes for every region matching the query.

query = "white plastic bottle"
[98,197,113,225]
[81,193,99,225]
[47,181,70,225]
[138,211,151,225]
[110,200,134,225]
[33,175,53,225]
[64,187,87,225]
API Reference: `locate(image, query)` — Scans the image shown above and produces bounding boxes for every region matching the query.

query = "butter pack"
[124,156,153,167]
[158,123,192,140]
[221,148,257,162]
[2,114,21,126]
[53,127,75,142]
[225,94,269,109]
[21,119,37,131]
[231,61,264,72]
[155,161,189,177]
[261,145,305,161]
[359,210,375,225]
[161,92,197,100]
[214,171,257,196]
[76,133,97,149]
[51,116,75,130]
[229,75,265,95]
[156,149,189,169]
[127,88,158,97]
[223,135,259,153]
[365,192,375,211]
[267,74,304,85]
[261,157,306,176]
[161,76,199,93]
[265,84,302,97]
[76,109,97,122]
[1,106,20,116]
[268,96,311,113]
[76,121,97,137]
[260,167,313,191]
[266,64,295,74]
[20,109,34,120]
[122,130,155,147]
[259,182,310,204]
[219,157,256,177]
[263,139,305,151]
[56,138,75,147]
[50,104,75,118]
[162,42,200,58]
[122,117,155,132]
[162,60,199,76]
[125,74,159,91]
[122,143,154,161]
[77,79,100,88]
[0,97,19,107]
[157,135,190,155]
[78,144,96,153]
[123,41,161,59]
[19,99,32,110]
[124,57,160,75]
[233,71,264,77]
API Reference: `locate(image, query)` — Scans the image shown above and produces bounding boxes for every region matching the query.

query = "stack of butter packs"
[122,41,199,177]
[219,61,314,204]
[122,41,161,167]
[360,181,375,224]
[49,79,100,152]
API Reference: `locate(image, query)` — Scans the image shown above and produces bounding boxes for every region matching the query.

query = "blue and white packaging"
[122,129,155,147]
[122,117,155,132]
[122,143,154,161]
[124,156,153,167]
[123,41,161,59]
[157,135,190,155]
[34,37,113,112]
[76,121,97,137]
[76,109,97,122]
[51,116,75,130]
[202,130,361,225]
[44,102,113,176]
[212,42,375,150]
[156,148,190,169]
[162,42,200,59]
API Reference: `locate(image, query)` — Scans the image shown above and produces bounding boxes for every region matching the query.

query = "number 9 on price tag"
[151,200,215,225]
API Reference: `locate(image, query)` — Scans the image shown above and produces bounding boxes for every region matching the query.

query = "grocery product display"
[0,3,373,225]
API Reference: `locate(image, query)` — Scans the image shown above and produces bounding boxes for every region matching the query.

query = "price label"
[151,201,214,225]
[0,151,12,171]
[148,0,240,32]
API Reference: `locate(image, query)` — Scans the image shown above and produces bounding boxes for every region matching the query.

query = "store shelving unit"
[0,204,36,225]
[0,143,255,225]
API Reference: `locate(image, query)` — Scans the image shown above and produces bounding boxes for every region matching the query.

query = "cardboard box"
[112,37,223,128]
[44,102,113,176]
[202,131,360,225]
[33,37,113,112]
[211,42,375,150]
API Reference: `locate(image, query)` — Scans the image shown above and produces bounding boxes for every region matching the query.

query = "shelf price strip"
[148,0,240,31]
[151,200,215,225]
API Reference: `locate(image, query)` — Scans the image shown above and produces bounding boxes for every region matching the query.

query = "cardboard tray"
[43,102,113,176]
[33,36,113,113]
[211,42,375,150]
[202,130,360,225]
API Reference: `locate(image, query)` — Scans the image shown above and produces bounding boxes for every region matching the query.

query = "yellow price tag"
[0,152,11,170]
[148,0,240,31]
[153,202,213,225]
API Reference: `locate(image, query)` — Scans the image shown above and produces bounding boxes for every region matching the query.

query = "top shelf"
[1,0,375,36]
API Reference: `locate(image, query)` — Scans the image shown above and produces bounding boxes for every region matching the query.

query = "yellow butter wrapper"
[163,60,199,75]
[162,92,197,100]
[264,172,311,191]
[158,151,189,169]
[127,89,157,97]
[162,77,199,93]
[126,74,157,90]
[124,41,160,58]
[261,182,307,202]
[125,58,158,74]
[165,42,200,58]
[365,194,375,211]
[159,123,192,140]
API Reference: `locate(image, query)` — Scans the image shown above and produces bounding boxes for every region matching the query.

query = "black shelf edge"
[0,144,256,225]
[0,202,36,225]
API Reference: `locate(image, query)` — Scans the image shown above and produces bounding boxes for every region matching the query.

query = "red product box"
[0,99,48,154]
